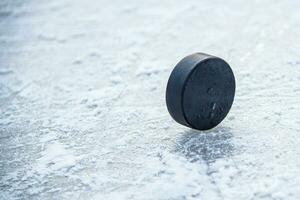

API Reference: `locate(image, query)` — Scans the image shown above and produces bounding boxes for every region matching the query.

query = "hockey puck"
[166,53,235,130]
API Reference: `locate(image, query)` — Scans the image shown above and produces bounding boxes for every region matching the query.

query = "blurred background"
[0,0,300,199]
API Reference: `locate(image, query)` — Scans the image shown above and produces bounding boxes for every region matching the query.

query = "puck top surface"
[166,53,235,130]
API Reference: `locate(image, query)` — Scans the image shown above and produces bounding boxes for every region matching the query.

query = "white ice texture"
[0,0,300,199]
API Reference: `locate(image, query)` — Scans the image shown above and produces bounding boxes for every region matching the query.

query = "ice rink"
[0,0,300,199]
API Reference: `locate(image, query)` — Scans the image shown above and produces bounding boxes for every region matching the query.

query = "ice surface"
[0,0,300,199]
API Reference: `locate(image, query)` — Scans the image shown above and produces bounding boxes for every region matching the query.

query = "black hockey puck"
[166,53,235,130]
